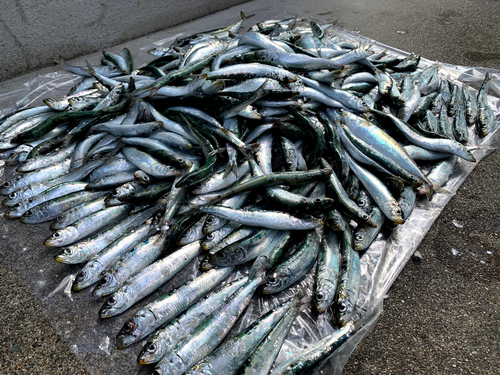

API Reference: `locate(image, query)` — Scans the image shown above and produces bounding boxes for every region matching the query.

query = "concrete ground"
[1,0,499,374]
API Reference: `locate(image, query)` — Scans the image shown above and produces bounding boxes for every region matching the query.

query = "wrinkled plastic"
[0,8,499,375]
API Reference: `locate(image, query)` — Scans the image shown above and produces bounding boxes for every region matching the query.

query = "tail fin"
[223,160,238,179]
[84,60,97,77]
[240,11,255,20]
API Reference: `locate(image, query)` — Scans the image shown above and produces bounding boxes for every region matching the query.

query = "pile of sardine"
[0,13,496,375]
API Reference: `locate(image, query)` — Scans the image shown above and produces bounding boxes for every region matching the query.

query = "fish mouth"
[53,254,66,263]
[98,306,114,319]
[116,331,138,350]
[393,217,406,225]
[43,238,59,247]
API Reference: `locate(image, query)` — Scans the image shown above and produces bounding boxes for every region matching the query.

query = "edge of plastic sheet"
[0,11,499,375]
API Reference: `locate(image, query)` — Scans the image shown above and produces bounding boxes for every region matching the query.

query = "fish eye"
[147,343,157,353]
[107,296,117,306]
[123,321,136,333]
[216,252,225,259]
[2,181,10,187]
[339,303,347,313]
[64,248,72,255]
[355,234,363,241]
[98,276,109,286]
[25,210,34,217]
[112,189,120,196]
[13,203,21,208]
[53,231,62,239]
[395,208,402,214]
[316,292,324,300]
[358,199,366,206]
[57,216,64,221]
[177,158,184,163]
[314,198,321,203]
[76,270,86,281]
[206,216,214,224]
[206,234,214,240]
[28,199,33,203]
[362,214,369,220]
[268,275,277,284]
[9,192,17,198]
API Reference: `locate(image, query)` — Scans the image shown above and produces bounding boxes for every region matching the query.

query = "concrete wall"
[0,0,248,82]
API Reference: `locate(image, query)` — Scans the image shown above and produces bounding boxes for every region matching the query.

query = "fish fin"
[240,11,255,20]
[223,160,237,179]
[84,60,96,76]
[208,147,226,157]
[170,37,180,49]
[55,56,65,64]
[231,162,239,178]
[237,142,260,160]
[315,45,322,58]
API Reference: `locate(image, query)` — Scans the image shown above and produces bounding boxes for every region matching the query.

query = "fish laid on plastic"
[0,13,497,375]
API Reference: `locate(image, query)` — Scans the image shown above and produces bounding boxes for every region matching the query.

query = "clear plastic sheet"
[0,9,499,375]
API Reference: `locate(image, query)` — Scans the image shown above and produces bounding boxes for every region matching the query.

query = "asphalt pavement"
[0,0,499,374]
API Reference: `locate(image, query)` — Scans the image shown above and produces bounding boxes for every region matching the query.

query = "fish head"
[0,178,19,195]
[116,309,157,349]
[72,261,103,291]
[210,245,245,267]
[356,192,371,211]
[137,334,172,365]
[353,232,365,251]
[178,223,202,245]
[203,215,223,234]
[244,105,262,120]
[313,197,335,210]
[261,269,289,294]
[175,157,192,170]
[315,286,335,314]
[20,206,46,224]
[397,198,412,218]
[3,190,21,206]
[134,171,150,185]
[337,292,356,326]
[51,212,72,230]
[4,200,29,218]
[108,182,136,201]
[99,287,133,318]
[92,272,121,298]
[44,226,79,247]
[54,244,87,264]
[200,258,216,271]
[201,231,221,250]
[386,202,405,225]
[359,211,378,228]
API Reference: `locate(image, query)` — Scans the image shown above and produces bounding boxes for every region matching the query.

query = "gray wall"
[0,0,248,82]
